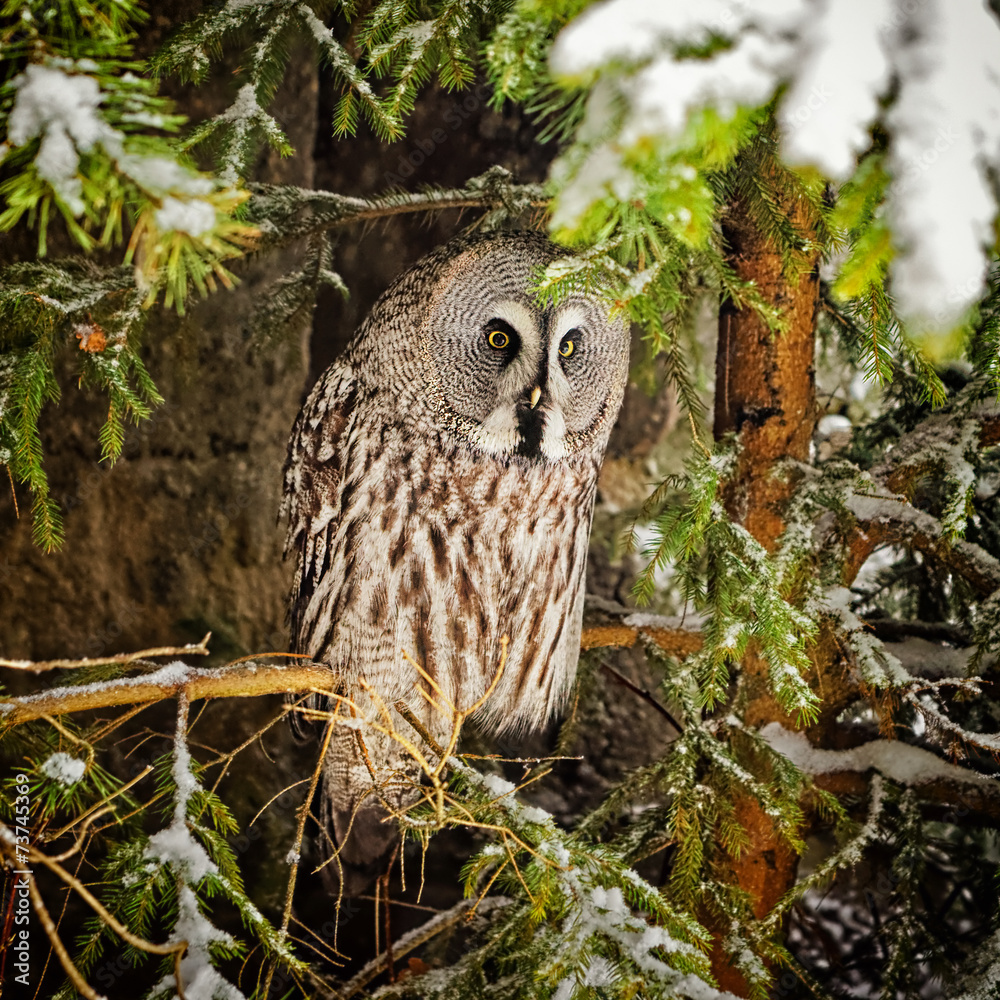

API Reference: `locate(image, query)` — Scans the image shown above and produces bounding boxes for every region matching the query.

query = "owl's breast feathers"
[284,362,599,737]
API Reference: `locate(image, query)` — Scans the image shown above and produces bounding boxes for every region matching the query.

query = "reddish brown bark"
[709,173,821,994]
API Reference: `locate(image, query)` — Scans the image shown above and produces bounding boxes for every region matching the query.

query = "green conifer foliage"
[2,2,1000,999]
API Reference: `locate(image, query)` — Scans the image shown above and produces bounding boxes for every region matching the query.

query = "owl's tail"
[316,722,423,897]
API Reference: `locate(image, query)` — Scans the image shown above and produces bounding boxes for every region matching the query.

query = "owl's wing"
[280,360,358,676]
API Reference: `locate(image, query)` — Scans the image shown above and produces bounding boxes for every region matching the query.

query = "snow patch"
[549,0,1000,327]
[482,772,516,798]
[6,64,117,214]
[761,722,993,788]
[155,196,216,237]
[40,752,85,787]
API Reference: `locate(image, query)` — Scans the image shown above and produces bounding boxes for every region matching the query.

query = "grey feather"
[282,231,630,890]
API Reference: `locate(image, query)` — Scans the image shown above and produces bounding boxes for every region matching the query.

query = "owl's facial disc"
[462,299,619,461]
[424,244,629,461]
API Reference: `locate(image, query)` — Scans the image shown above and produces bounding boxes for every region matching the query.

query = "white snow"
[217,83,261,124]
[144,694,247,1000]
[456,759,735,997]
[155,196,216,237]
[818,585,912,687]
[150,887,243,1000]
[40,752,85,787]
[120,154,215,196]
[519,804,552,825]
[6,64,117,214]
[779,0,893,178]
[761,722,994,788]
[549,0,1000,328]
[885,0,1000,327]
[889,637,982,679]
[481,772,516,797]
[817,414,852,437]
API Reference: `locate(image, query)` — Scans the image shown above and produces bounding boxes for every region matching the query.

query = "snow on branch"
[581,597,704,658]
[0,609,700,727]
[0,632,212,672]
[845,487,1000,597]
[839,393,1000,580]
[761,723,995,791]
[872,396,1000,499]
[549,0,1000,328]
[0,660,333,726]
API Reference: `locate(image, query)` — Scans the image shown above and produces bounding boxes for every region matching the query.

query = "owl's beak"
[529,386,542,409]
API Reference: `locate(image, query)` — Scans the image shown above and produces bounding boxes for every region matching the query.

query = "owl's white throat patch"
[470,404,520,457]
[540,405,570,460]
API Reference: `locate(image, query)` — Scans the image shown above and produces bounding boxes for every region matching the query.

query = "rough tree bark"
[710,172,821,993]
[0,4,318,664]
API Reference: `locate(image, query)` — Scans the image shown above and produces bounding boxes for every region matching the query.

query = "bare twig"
[600,662,684,734]
[262,711,339,998]
[251,172,548,251]
[48,765,153,844]
[25,872,103,1000]
[393,701,445,757]
[0,633,212,672]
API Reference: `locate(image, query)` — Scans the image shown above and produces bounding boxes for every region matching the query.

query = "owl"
[281,231,630,893]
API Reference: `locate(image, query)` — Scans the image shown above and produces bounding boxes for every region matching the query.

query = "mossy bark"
[710,173,821,994]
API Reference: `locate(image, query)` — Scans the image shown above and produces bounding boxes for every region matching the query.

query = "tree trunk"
[710,172,821,993]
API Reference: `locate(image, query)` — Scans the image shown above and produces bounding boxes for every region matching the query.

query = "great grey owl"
[281,231,629,892]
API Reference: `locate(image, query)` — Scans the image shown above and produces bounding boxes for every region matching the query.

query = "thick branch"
[843,490,1000,596]
[581,599,703,657]
[763,722,994,790]
[764,721,1000,823]
[0,607,705,726]
[0,662,334,726]
[873,399,1000,497]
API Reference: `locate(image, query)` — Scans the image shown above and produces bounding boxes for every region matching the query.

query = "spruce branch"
[247,168,549,249]
[338,897,513,999]
[844,488,1000,598]
[0,620,690,725]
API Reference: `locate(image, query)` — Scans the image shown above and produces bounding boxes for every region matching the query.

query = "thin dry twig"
[262,709,340,998]
[600,662,684,734]
[338,897,513,999]
[0,633,212,672]
[48,765,153,843]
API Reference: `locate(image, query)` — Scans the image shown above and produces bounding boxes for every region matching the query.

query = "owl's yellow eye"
[487,329,510,350]
[559,338,575,358]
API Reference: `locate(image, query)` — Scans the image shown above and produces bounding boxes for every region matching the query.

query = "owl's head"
[374,232,630,463]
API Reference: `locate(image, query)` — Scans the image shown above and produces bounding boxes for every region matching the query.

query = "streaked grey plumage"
[281,231,629,891]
